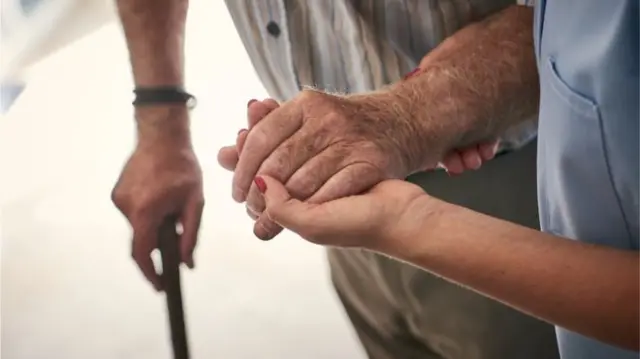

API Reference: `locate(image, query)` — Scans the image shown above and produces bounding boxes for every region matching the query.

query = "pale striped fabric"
[224,0,538,151]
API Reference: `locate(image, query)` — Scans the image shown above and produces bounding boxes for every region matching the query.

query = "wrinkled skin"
[112,107,204,291]
[218,97,497,241]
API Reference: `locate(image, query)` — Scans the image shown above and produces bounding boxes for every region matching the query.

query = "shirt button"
[266,21,281,38]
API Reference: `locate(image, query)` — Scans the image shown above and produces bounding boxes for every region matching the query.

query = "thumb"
[255,175,316,233]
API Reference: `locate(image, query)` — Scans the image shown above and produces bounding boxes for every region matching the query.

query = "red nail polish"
[247,99,257,108]
[403,67,421,80]
[254,176,267,193]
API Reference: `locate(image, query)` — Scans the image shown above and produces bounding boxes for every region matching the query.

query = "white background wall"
[0,1,366,358]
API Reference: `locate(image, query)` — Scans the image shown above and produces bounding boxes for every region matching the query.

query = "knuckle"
[111,188,130,213]
[286,177,316,201]
[324,109,344,123]
[247,189,266,212]
[261,218,281,233]
[318,111,347,132]
[298,89,338,113]
[263,98,280,109]
[128,199,153,220]
[131,237,152,260]
[298,88,322,103]
[130,246,141,261]
[265,147,297,181]
[111,195,123,211]
[256,218,283,241]
[246,207,259,220]
[246,127,269,151]
[347,148,386,170]
[110,184,124,203]
[193,196,205,210]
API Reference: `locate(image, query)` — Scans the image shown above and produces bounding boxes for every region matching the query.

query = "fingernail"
[238,128,247,136]
[254,176,267,193]
[247,99,257,108]
[403,68,421,80]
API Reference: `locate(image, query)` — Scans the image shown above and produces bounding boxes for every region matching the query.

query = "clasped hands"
[218,91,498,249]
[110,90,497,291]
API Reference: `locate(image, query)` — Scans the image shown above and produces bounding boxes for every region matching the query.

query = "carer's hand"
[112,106,204,291]
[253,175,428,252]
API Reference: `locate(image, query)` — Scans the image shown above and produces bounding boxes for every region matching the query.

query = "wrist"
[375,193,450,260]
[135,105,192,146]
[390,68,482,166]
[347,89,442,175]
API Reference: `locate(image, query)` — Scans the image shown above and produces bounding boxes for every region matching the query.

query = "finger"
[246,186,267,214]
[440,151,465,175]
[259,175,363,242]
[218,145,239,171]
[248,121,335,200]
[233,104,304,202]
[247,186,284,241]
[248,99,279,128]
[131,223,162,291]
[284,144,352,200]
[256,176,379,245]
[263,98,280,110]
[236,129,249,153]
[460,148,482,170]
[244,142,348,217]
[239,100,278,155]
[479,141,499,161]
[246,206,259,221]
[237,99,298,212]
[179,194,204,269]
[216,129,246,171]
[250,144,351,241]
[306,162,385,205]
[253,216,284,241]
[257,176,319,234]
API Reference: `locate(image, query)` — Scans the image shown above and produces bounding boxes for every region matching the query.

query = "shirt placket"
[261,0,300,100]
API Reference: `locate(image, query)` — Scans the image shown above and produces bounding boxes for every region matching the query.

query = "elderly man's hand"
[218,98,498,240]
[112,106,204,291]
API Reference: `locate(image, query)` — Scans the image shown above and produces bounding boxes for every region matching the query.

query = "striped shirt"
[224,0,538,151]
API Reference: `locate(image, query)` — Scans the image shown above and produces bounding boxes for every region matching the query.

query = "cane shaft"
[159,219,190,359]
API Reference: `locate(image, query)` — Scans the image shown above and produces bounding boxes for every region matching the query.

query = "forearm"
[116,0,191,139]
[116,0,188,86]
[384,197,639,350]
[378,5,538,167]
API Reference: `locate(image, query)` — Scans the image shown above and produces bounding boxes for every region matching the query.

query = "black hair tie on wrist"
[132,87,197,109]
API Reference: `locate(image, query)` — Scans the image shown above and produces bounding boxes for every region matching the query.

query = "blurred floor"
[0,2,366,358]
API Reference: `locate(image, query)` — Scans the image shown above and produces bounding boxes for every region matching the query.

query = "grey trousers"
[327,140,561,359]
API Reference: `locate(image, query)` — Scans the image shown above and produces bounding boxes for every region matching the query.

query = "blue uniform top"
[533,0,639,358]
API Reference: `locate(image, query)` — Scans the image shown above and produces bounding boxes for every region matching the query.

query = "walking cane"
[158,218,191,359]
